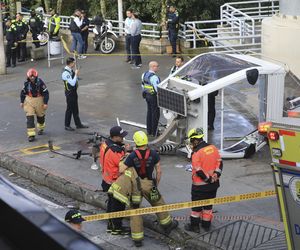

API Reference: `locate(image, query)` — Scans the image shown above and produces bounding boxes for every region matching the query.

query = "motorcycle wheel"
[39,32,49,46]
[100,37,115,54]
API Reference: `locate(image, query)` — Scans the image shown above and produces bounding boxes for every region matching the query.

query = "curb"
[0,152,216,249]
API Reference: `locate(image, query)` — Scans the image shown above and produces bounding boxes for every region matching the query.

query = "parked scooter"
[92,20,118,54]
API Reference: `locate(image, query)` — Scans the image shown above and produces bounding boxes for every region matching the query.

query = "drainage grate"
[199,220,286,250]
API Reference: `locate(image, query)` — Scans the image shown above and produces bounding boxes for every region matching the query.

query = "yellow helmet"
[133,131,148,146]
[188,128,204,140]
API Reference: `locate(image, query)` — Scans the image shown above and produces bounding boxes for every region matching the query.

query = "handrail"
[21,0,279,53]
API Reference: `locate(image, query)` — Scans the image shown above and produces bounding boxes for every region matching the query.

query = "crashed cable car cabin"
[154,53,287,159]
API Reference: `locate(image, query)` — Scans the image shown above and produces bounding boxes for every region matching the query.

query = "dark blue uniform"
[5,23,17,67]
[167,11,179,55]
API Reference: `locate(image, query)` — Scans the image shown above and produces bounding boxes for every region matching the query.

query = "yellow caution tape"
[83,189,276,222]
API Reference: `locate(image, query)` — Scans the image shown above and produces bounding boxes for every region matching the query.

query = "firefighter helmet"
[27,68,38,78]
[133,131,148,146]
[188,128,204,140]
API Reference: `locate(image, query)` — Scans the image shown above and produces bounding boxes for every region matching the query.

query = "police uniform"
[187,128,223,232]
[167,10,179,55]
[20,75,49,139]
[48,14,61,38]
[62,66,84,129]
[142,71,161,136]
[99,127,128,234]
[13,19,29,62]
[5,23,17,67]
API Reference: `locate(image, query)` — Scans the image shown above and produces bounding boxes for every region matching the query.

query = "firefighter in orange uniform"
[185,128,223,233]
[20,68,49,142]
[99,126,130,235]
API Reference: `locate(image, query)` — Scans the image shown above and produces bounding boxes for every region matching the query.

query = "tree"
[56,0,63,14]
[100,0,106,18]
[0,8,6,74]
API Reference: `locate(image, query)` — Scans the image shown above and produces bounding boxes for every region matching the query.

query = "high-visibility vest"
[191,144,221,185]
[62,68,78,93]
[48,14,60,34]
[142,71,160,95]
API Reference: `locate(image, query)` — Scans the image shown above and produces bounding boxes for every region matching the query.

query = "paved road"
[0,50,284,248]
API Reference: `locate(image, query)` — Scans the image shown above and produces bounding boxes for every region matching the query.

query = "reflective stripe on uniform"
[159,215,171,225]
[37,122,45,130]
[131,232,144,240]
[108,185,130,206]
[27,128,36,137]
[132,195,142,203]
[125,170,132,178]
[191,211,201,218]
[202,210,213,221]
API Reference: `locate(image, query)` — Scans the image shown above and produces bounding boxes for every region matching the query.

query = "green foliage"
[22,0,239,22]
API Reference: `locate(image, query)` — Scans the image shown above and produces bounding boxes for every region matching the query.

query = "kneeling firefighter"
[20,69,49,142]
[185,128,223,233]
[109,131,178,247]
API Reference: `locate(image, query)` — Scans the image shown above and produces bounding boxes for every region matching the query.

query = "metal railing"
[183,0,279,53]
[21,0,280,53]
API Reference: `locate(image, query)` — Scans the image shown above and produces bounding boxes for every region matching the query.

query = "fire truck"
[262,71,300,250]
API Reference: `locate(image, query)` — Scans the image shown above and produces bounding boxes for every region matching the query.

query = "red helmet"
[27,68,38,78]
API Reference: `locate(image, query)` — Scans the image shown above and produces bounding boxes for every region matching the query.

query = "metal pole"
[220,88,224,151]
[117,0,123,36]
[0,8,6,75]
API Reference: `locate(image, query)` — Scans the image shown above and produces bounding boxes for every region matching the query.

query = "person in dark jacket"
[70,9,85,59]
[5,19,17,67]
[167,6,179,56]
[28,9,43,48]
[13,13,29,62]
[80,10,90,54]
[20,68,49,142]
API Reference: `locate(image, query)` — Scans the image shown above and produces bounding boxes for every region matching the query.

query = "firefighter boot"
[37,116,45,135]
[27,116,36,142]
[164,219,179,235]
[134,240,143,247]
[201,220,211,232]
[106,220,113,233]
[111,226,131,235]
[184,217,200,233]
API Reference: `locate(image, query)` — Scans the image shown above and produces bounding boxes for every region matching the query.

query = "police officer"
[28,9,43,48]
[167,5,179,56]
[48,8,61,39]
[62,57,88,131]
[99,126,130,235]
[184,128,223,233]
[13,13,29,62]
[169,55,184,75]
[117,131,178,247]
[5,19,17,67]
[142,61,161,137]
[20,68,49,142]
